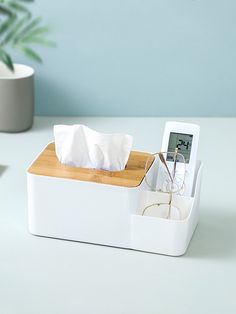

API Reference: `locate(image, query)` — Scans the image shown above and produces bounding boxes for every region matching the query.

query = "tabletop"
[0,117,235,314]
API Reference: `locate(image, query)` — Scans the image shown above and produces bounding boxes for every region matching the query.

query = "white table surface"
[0,117,235,314]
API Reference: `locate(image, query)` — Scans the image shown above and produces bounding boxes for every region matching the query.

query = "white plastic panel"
[27,157,203,256]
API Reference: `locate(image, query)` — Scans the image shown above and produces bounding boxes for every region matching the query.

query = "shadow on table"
[0,165,8,176]
[186,208,236,259]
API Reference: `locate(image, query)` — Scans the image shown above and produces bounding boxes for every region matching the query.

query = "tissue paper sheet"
[54,124,133,171]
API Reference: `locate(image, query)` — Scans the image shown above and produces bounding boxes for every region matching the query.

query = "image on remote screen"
[167,132,193,163]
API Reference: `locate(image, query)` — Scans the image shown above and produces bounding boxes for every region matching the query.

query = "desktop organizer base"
[27,143,203,256]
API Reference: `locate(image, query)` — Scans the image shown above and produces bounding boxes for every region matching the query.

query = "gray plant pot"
[0,63,34,132]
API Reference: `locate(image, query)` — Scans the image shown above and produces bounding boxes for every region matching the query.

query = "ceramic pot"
[0,63,34,132]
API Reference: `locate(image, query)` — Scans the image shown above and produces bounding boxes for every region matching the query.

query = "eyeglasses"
[142,148,186,219]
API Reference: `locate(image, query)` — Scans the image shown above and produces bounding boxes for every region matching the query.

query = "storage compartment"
[27,143,154,248]
[131,162,203,256]
[27,143,203,256]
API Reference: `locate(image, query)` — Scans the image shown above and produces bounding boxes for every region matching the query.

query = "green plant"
[0,0,54,71]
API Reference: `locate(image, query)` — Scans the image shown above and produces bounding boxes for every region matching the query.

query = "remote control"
[157,121,200,197]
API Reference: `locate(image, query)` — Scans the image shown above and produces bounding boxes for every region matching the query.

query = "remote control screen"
[167,132,193,163]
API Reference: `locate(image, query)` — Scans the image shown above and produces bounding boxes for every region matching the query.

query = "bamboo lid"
[28,143,154,188]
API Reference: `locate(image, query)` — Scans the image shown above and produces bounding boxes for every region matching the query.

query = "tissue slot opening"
[28,143,155,188]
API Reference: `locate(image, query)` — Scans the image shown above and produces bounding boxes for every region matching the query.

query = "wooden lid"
[28,143,154,188]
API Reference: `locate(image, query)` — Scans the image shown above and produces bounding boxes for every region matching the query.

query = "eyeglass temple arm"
[142,202,171,216]
[172,148,178,181]
[159,153,173,183]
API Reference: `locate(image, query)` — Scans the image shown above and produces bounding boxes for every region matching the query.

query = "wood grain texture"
[28,143,154,187]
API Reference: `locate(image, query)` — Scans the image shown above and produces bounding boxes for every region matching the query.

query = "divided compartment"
[27,142,203,256]
[131,161,203,256]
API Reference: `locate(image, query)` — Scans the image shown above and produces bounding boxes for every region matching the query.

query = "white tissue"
[54,124,133,171]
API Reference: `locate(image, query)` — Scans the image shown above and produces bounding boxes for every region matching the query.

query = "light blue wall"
[16,0,236,116]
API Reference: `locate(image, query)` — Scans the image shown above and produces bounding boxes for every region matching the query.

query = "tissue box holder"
[27,143,203,256]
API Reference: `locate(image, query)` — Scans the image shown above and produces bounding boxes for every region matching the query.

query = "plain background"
[12,0,236,116]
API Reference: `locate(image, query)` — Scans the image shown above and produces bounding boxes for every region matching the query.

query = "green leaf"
[21,36,56,47]
[0,48,14,71]
[21,25,49,40]
[0,13,16,36]
[0,4,13,16]
[8,1,31,15]
[13,16,42,42]
[19,46,42,62]
[2,15,29,45]
[0,1,55,67]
